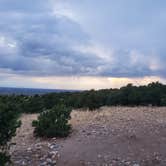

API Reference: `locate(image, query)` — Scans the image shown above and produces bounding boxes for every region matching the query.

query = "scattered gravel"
[9,107,166,166]
[10,114,60,166]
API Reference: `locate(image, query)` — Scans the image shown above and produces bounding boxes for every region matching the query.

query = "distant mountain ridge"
[0,87,79,95]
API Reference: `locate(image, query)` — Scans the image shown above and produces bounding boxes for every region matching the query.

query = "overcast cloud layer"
[0,0,166,84]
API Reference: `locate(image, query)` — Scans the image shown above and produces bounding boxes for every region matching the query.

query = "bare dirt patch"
[10,114,59,166]
[10,107,166,166]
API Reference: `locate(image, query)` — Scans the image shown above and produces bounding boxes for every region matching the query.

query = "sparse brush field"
[10,107,166,166]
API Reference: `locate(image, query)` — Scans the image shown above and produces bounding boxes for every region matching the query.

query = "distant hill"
[0,87,79,95]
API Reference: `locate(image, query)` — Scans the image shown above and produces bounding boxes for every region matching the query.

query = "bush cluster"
[33,82,166,112]
[0,102,21,165]
[32,104,72,138]
[1,82,166,114]
[1,81,166,164]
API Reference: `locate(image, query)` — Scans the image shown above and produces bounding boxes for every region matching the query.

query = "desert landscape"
[1,1,166,166]
[10,107,166,166]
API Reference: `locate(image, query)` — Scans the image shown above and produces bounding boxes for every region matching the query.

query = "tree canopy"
[0,82,166,113]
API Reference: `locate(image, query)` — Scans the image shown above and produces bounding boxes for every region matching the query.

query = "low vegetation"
[32,104,72,138]
[0,102,21,165]
[1,82,166,165]
[18,82,166,112]
[1,82,166,114]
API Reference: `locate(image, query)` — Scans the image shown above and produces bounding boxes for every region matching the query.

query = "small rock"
[49,151,58,156]
[52,137,56,141]
[92,130,96,133]
[40,161,47,166]
[27,147,32,151]
[87,132,91,136]
[51,154,57,160]
[35,154,40,158]
[52,160,56,165]
[46,158,52,163]
[133,164,140,166]
[125,161,131,165]
[98,154,102,158]
[21,161,26,166]
[40,157,45,161]
[49,144,59,150]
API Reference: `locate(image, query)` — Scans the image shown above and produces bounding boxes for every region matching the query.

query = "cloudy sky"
[0,0,166,89]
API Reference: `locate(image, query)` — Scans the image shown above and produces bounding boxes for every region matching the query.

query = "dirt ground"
[10,107,166,166]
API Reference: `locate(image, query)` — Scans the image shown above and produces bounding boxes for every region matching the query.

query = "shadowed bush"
[0,103,21,166]
[0,153,10,166]
[32,104,72,138]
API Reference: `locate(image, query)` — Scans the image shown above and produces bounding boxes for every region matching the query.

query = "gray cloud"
[0,1,104,76]
[0,0,165,79]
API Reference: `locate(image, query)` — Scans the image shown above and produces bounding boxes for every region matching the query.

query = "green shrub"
[0,102,21,165]
[32,104,72,138]
[161,96,166,106]
[0,153,10,166]
[22,95,44,113]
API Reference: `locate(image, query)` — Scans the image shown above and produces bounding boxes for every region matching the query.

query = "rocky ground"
[10,114,60,166]
[10,107,166,166]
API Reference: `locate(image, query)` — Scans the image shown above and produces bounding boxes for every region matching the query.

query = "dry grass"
[10,107,166,166]
[70,106,166,126]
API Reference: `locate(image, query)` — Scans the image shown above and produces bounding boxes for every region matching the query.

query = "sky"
[0,0,166,90]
